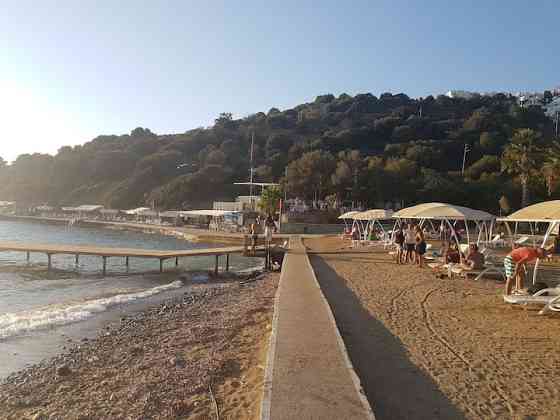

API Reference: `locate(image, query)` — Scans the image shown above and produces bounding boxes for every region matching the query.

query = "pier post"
[175,256,179,267]
[125,256,129,269]
[47,254,52,271]
[26,251,30,263]
[215,255,219,275]
[75,254,79,266]
[159,258,164,273]
[226,254,230,272]
[102,256,107,276]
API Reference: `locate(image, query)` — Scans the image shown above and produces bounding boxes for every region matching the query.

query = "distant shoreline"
[0,214,249,245]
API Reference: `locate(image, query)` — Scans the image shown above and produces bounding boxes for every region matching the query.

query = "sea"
[0,219,261,379]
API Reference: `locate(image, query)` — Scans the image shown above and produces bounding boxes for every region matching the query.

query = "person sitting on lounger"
[443,242,461,264]
[460,243,485,271]
[504,246,549,295]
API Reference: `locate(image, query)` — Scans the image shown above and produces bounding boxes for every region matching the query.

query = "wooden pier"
[0,241,258,275]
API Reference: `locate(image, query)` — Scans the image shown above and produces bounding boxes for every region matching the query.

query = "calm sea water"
[0,220,261,378]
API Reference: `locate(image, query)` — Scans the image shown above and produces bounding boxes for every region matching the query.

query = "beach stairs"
[261,236,374,420]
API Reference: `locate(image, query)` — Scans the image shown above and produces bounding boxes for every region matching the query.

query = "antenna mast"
[250,132,254,208]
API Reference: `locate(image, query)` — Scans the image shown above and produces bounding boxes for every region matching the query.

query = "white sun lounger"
[504,287,560,315]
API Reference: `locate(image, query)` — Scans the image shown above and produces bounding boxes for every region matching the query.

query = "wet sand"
[0,273,278,420]
[305,237,560,420]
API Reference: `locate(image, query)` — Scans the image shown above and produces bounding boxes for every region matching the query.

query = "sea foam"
[0,280,183,340]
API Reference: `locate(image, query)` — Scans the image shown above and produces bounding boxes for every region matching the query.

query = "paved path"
[262,237,374,420]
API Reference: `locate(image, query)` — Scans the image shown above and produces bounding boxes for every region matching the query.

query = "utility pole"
[461,143,471,176]
[249,132,254,210]
[284,166,288,203]
[555,111,559,138]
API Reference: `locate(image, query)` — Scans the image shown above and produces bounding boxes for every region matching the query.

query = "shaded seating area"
[350,209,394,247]
[498,200,560,286]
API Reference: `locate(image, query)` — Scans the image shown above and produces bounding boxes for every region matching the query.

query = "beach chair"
[504,286,560,315]
[515,236,530,246]
[482,234,507,248]
[540,294,560,315]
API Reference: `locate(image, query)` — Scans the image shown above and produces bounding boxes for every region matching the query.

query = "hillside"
[1,91,558,213]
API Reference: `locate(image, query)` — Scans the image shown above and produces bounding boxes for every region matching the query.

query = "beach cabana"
[392,202,495,247]
[338,211,360,231]
[497,200,560,284]
[351,209,394,241]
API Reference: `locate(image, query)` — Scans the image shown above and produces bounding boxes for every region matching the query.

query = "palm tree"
[543,141,560,196]
[501,128,542,208]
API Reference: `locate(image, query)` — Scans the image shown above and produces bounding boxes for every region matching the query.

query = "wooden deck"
[0,241,258,274]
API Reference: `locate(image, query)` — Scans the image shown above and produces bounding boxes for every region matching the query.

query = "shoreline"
[0,214,291,245]
[0,271,279,419]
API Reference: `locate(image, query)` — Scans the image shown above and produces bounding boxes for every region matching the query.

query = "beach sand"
[305,237,560,420]
[0,273,278,420]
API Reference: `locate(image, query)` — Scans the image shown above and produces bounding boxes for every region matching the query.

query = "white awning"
[338,211,360,220]
[393,202,495,221]
[179,210,239,217]
[125,207,151,215]
[497,200,560,223]
[352,209,394,220]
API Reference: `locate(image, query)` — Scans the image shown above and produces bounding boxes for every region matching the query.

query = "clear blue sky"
[2,0,559,161]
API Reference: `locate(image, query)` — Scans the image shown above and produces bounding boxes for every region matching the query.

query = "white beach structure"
[338,211,360,230]
[497,200,560,284]
[351,209,394,242]
[392,202,495,247]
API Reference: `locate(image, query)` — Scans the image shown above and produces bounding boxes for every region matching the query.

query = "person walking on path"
[504,246,549,295]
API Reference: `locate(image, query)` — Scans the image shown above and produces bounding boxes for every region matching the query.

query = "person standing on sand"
[404,223,416,263]
[415,226,427,268]
[394,226,405,264]
[504,246,548,295]
[250,223,258,254]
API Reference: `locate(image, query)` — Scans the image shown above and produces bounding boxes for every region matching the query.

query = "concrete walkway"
[262,237,375,420]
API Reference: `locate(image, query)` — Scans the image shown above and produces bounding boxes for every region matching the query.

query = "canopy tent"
[338,211,360,220]
[351,209,395,242]
[497,200,560,284]
[338,211,360,230]
[125,207,151,215]
[392,202,496,246]
[179,210,239,217]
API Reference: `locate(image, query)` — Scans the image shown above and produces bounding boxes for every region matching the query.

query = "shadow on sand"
[310,255,465,420]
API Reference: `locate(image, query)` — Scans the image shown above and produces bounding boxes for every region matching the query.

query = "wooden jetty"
[0,241,260,275]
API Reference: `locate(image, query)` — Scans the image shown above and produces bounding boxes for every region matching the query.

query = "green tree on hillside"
[501,128,542,207]
[543,141,560,196]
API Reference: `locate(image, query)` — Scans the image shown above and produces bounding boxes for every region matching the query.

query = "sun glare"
[0,81,86,162]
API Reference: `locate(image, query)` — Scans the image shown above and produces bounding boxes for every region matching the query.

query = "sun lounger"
[515,236,530,246]
[504,287,560,315]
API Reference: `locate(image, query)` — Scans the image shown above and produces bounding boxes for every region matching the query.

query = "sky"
[1,0,559,162]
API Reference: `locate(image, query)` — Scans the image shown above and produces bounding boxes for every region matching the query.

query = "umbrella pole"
[533,221,557,285]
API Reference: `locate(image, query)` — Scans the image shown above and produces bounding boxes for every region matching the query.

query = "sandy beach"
[305,237,560,420]
[0,273,278,420]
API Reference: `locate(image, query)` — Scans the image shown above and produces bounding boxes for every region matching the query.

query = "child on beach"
[504,246,549,295]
